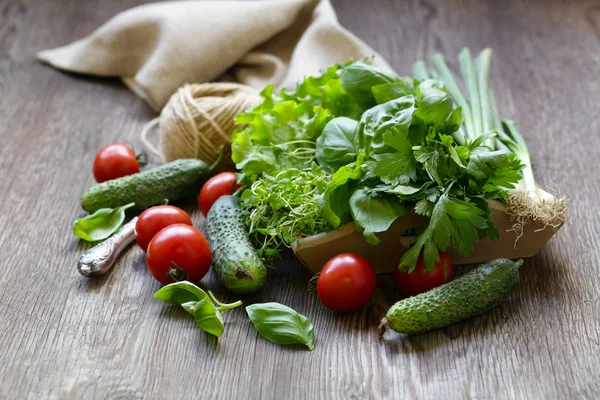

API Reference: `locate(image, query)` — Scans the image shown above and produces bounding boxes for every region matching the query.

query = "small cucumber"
[82,159,211,212]
[382,258,522,334]
[205,195,266,294]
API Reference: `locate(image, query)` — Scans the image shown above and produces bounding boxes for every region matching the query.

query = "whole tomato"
[316,253,377,312]
[198,172,242,215]
[394,251,452,296]
[93,143,140,183]
[135,205,193,252]
[146,224,212,284]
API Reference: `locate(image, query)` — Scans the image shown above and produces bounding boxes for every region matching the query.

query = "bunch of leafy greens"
[233,53,526,271]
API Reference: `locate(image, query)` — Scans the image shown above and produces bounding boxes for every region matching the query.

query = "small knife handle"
[77,217,138,277]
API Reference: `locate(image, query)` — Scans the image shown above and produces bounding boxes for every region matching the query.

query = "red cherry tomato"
[135,206,193,252]
[199,172,242,215]
[93,143,140,183]
[146,224,212,284]
[394,251,452,296]
[316,253,377,312]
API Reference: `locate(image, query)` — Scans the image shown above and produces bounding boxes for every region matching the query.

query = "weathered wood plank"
[0,0,599,399]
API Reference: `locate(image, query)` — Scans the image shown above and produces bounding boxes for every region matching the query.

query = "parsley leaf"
[400,194,489,271]
[368,128,417,185]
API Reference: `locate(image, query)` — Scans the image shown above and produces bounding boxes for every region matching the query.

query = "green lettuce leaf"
[232,63,360,183]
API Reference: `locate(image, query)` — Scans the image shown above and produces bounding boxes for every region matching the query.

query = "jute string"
[141,82,262,168]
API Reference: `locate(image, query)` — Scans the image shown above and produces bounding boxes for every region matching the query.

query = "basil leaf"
[182,299,225,337]
[356,96,415,155]
[319,154,364,228]
[246,303,315,351]
[154,281,209,304]
[350,186,410,245]
[72,202,135,242]
[154,282,240,338]
[316,117,358,171]
[415,80,453,124]
[341,62,401,109]
[371,79,415,104]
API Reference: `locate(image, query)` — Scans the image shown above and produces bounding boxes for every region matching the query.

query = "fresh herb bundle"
[232,50,559,271]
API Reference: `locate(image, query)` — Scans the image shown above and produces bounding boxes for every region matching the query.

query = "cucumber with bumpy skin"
[82,159,211,212]
[205,195,266,294]
[381,258,522,334]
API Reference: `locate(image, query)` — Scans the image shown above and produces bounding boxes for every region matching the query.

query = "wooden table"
[1,0,599,398]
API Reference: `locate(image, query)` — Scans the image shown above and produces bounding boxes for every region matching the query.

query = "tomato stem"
[307,273,320,292]
[136,153,148,167]
[208,290,242,312]
[167,262,189,282]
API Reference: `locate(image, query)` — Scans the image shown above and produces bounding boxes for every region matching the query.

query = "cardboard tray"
[292,200,562,275]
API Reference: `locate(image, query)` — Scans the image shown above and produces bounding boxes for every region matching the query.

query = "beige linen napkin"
[37,0,390,111]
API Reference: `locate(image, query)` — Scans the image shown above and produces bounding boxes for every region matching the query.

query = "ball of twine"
[141,82,262,169]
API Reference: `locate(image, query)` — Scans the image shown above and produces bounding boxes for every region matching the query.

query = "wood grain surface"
[1,0,599,399]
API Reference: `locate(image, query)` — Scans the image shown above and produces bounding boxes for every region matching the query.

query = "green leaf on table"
[341,61,401,109]
[182,298,225,338]
[246,302,315,351]
[154,280,209,304]
[72,202,134,242]
[316,117,358,171]
[350,186,410,245]
[154,282,241,338]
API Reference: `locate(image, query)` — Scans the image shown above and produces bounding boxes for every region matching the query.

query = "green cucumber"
[82,159,211,212]
[382,258,522,334]
[205,195,266,294]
